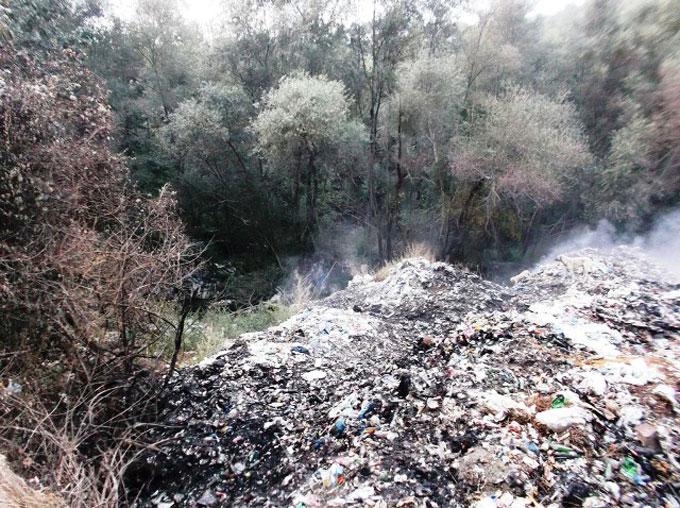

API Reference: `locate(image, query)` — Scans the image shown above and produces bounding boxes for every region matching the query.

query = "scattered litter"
[2,379,22,396]
[621,456,647,485]
[345,485,374,502]
[652,384,678,411]
[619,405,644,426]
[550,394,566,408]
[291,345,311,355]
[320,463,344,488]
[579,371,607,396]
[535,406,592,432]
[138,247,680,506]
[635,422,661,451]
[331,417,346,437]
[301,370,327,382]
[196,490,217,506]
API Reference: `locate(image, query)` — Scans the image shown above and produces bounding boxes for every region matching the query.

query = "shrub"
[0,40,196,506]
[180,303,292,362]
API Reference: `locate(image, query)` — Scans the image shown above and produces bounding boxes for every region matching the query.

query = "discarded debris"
[635,422,661,451]
[550,394,566,408]
[320,463,345,488]
[135,248,680,507]
[621,456,647,485]
[535,406,592,432]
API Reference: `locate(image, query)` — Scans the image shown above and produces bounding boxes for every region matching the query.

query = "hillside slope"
[136,248,680,507]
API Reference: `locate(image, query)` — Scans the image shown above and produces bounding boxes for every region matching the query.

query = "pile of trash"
[135,247,680,507]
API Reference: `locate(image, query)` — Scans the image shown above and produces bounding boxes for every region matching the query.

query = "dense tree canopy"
[252,73,366,239]
[70,0,680,273]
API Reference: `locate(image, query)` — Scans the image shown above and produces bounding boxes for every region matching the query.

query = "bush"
[181,304,292,362]
[0,41,196,506]
[446,86,592,263]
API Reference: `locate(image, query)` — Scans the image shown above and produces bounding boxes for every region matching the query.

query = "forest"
[0,0,679,505]
[88,0,679,281]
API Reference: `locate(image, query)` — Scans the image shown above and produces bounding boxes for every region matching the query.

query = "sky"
[528,0,587,16]
[110,0,587,28]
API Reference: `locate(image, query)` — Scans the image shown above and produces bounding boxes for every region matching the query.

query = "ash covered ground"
[134,247,680,508]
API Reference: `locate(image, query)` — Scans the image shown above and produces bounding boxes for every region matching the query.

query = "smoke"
[273,223,375,305]
[314,222,374,278]
[274,219,442,304]
[637,208,680,278]
[538,208,680,279]
[538,219,619,264]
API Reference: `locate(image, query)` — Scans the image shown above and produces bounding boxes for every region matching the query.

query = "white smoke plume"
[638,208,680,278]
[538,208,680,279]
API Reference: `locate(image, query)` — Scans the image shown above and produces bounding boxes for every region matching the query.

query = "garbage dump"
[134,247,680,507]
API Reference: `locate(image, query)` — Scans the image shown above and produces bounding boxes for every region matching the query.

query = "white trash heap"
[138,247,680,508]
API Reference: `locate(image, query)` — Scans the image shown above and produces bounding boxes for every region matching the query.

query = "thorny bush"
[0,42,197,505]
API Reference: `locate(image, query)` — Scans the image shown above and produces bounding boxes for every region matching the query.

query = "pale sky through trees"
[110,0,587,28]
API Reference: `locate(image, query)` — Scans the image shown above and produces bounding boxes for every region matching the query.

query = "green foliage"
[600,113,661,225]
[447,86,592,264]
[2,0,71,48]
[180,304,292,362]
[1,0,107,52]
[158,81,303,262]
[253,73,362,163]
[252,73,366,238]
[82,0,679,272]
[162,98,231,167]
[553,0,680,224]
[395,55,465,145]
[453,87,591,206]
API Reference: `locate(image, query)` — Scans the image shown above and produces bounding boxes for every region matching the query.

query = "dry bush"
[447,87,592,260]
[0,386,145,508]
[288,270,316,310]
[0,42,196,506]
[403,242,436,261]
[0,453,65,508]
[373,242,436,281]
[276,270,317,310]
[0,46,196,370]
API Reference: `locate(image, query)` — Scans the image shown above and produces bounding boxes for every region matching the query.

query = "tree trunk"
[386,107,404,260]
[293,150,302,214]
[444,179,484,262]
[303,149,318,244]
[162,291,195,393]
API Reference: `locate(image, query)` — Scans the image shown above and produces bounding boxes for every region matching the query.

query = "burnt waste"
[131,247,680,507]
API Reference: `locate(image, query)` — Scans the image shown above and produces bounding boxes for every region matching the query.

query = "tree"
[87,0,204,192]
[211,0,353,102]
[252,73,366,241]
[448,86,592,262]
[419,0,462,56]
[380,54,466,255]
[561,0,680,225]
[161,83,252,180]
[348,0,421,259]
[1,0,93,50]
[128,0,202,119]
[55,0,680,273]
[459,0,539,103]
[160,83,298,263]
